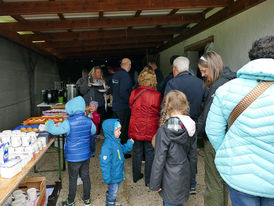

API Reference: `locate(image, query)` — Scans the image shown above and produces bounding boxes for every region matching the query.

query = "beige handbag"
[227,81,274,130]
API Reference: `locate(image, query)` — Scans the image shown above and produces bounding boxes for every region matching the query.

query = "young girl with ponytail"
[149,90,197,206]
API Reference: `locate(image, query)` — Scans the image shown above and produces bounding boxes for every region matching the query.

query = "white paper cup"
[27,188,37,201]
[21,134,31,147]
[12,190,24,199]
[2,130,12,135]
[12,197,26,206]
[1,135,11,144]
[39,137,47,147]
[11,135,21,147]
[37,140,42,150]
[14,146,24,153]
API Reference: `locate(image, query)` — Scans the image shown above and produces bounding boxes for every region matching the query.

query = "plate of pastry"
[98,89,107,93]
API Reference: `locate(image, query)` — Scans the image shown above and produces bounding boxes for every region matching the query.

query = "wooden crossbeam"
[40,35,171,48]
[0,29,56,57]
[56,42,158,53]
[0,14,202,31]
[23,27,182,42]
[59,48,148,58]
[0,0,231,16]
[60,49,147,59]
[154,0,267,53]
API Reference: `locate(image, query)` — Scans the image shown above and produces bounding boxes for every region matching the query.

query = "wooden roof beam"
[56,43,158,53]
[1,14,202,31]
[0,29,58,57]
[0,0,231,16]
[24,27,182,41]
[60,49,146,59]
[40,35,171,49]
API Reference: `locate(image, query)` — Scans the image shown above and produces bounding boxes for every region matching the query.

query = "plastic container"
[0,157,22,178]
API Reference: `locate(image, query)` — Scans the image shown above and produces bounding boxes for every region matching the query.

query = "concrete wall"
[159,0,274,76]
[0,37,60,131]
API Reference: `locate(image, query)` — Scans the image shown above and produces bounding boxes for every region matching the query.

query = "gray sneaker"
[190,187,197,195]
[108,201,122,206]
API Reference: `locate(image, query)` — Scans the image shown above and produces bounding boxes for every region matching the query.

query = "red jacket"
[128,86,162,141]
[89,110,100,134]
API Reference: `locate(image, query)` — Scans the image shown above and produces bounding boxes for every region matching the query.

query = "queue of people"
[46,35,274,206]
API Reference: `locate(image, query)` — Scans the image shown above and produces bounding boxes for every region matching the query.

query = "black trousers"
[113,108,130,144]
[67,159,91,203]
[132,140,154,185]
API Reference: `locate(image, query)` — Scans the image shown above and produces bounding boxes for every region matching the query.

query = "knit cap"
[89,101,98,109]
[114,121,121,132]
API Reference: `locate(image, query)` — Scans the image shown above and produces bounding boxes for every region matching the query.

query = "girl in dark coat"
[150,90,197,206]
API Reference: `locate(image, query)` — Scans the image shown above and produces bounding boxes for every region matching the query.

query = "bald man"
[110,58,133,157]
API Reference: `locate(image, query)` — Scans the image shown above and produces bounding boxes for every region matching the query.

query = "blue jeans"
[190,174,197,188]
[106,182,121,205]
[164,202,183,206]
[228,186,274,206]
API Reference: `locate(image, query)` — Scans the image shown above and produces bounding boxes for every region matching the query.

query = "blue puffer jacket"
[206,58,274,198]
[46,96,96,162]
[99,119,133,184]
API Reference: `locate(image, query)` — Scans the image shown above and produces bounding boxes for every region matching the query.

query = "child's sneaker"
[83,199,91,206]
[108,201,121,206]
[190,187,197,195]
[59,200,75,206]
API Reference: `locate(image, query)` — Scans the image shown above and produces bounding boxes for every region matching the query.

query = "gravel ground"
[29,138,231,206]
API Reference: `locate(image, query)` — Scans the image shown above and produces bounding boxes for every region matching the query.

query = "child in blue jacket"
[99,119,134,206]
[46,96,96,206]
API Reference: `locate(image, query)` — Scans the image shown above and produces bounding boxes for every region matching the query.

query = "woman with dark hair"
[196,51,236,206]
[128,66,162,186]
[206,36,274,206]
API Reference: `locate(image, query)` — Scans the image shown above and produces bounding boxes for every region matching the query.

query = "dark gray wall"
[0,37,60,131]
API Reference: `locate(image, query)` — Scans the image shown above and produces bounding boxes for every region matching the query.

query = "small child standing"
[149,90,197,206]
[87,101,100,157]
[46,96,96,206]
[99,119,134,206]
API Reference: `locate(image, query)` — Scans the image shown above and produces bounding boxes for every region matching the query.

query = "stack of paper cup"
[27,188,37,202]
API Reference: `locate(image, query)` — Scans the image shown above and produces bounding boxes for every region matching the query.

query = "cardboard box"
[17,176,46,206]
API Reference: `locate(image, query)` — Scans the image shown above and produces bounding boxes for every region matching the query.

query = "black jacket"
[197,67,236,139]
[110,68,133,111]
[164,71,207,121]
[150,117,197,204]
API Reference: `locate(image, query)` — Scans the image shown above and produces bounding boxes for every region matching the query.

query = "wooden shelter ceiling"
[0,0,266,59]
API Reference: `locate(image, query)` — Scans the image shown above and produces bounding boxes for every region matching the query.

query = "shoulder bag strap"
[131,89,149,105]
[227,81,274,130]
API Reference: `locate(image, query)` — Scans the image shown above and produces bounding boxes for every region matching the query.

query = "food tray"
[23,116,65,125]
[42,109,67,116]
[13,125,40,132]
[50,103,65,109]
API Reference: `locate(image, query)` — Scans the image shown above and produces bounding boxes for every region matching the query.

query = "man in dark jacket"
[164,56,206,122]
[148,60,164,92]
[110,58,133,153]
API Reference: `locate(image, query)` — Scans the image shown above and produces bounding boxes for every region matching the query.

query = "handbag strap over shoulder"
[227,81,274,130]
[131,89,149,105]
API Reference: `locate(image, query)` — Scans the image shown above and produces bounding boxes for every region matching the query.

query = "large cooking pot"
[41,89,58,103]
[47,89,58,103]
[66,84,77,101]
